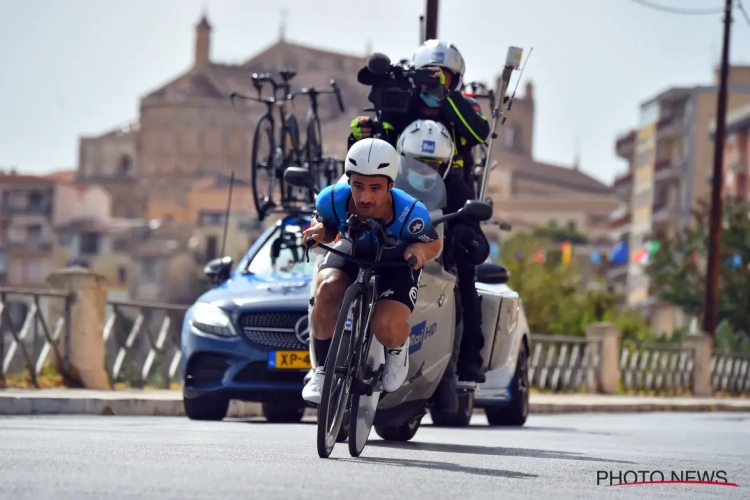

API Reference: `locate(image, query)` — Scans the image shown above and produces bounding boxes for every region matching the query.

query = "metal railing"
[0,287,75,387]
[3,284,750,399]
[712,350,750,395]
[620,341,694,394]
[103,300,189,389]
[528,334,600,392]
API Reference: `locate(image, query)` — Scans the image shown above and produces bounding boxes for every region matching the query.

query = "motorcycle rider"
[349,39,490,192]
[396,119,490,413]
[301,138,442,406]
[349,40,491,389]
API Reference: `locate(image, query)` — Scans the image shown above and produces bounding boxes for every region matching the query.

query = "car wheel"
[374,413,423,442]
[262,402,305,423]
[486,343,529,426]
[430,390,474,427]
[183,394,229,421]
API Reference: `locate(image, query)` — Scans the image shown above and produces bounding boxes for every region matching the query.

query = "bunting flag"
[561,241,572,265]
[633,247,649,265]
[489,242,500,260]
[690,251,699,266]
[590,250,601,264]
[724,254,742,268]
[610,240,629,265]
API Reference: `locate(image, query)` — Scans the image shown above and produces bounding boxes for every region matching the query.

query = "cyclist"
[301,138,442,406]
[396,119,490,413]
[349,39,490,191]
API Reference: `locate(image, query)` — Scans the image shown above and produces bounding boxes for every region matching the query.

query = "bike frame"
[304,216,417,384]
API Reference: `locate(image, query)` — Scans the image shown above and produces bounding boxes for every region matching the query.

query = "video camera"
[356,53,437,114]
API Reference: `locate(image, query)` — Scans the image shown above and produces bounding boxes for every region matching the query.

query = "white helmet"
[345,138,399,182]
[411,39,465,90]
[397,120,454,193]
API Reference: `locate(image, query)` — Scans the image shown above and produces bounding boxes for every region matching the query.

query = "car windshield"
[394,152,447,212]
[245,220,316,277]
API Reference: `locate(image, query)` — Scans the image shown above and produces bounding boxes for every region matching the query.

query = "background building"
[610,66,750,332]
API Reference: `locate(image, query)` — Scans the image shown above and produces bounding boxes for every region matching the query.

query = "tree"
[498,233,651,339]
[646,197,750,346]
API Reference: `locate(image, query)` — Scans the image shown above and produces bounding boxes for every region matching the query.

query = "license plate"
[268,351,311,369]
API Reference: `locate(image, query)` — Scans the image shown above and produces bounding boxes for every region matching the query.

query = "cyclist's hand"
[302,222,327,248]
[404,244,428,270]
[351,116,373,140]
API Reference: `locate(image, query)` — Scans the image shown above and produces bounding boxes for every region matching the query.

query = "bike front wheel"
[316,284,363,458]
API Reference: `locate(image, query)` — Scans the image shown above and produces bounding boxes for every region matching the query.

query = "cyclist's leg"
[371,267,423,392]
[455,261,485,382]
[303,239,357,404]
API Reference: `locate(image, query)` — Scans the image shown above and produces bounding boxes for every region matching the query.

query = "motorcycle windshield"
[394,153,448,212]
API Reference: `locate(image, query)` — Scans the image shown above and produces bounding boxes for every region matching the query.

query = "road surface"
[0,412,747,499]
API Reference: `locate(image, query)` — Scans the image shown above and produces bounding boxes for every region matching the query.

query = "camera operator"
[348,40,490,193]
[348,40,491,392]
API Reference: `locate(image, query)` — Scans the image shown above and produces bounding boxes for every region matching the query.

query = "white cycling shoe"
[302,342,409,403]
[381,342,409,392]
[302,367,325,406]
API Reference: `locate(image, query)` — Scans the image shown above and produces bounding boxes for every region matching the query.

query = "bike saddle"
[279,70,297,81]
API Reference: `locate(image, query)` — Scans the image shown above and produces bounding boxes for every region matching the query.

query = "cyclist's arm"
[441,94,490,148]
[403,201,442,261]
[313,185,342,243]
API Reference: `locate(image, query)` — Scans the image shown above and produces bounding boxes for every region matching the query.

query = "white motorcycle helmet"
[396,120,454,194]
[344,137,399,182]
[411,39,466,91]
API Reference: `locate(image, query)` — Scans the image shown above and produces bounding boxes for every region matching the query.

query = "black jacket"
[347,90,490,172]
[440,173,490,272]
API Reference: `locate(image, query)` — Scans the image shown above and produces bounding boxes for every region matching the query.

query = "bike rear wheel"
[251,116,280,218]
[316,284,362,458]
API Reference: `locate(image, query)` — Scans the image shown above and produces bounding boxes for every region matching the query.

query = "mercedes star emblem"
[294,315,311,345]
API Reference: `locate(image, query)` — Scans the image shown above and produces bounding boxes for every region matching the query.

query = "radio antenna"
[220,170,235,258]
[477,46,529,202]
[501,47,533,125]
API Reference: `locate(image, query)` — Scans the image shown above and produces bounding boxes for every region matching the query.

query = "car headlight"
[190,302,238,338]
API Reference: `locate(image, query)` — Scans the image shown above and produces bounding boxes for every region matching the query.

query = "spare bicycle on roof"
[230,69,347,220]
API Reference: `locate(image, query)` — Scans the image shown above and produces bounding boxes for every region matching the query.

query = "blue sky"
[2,0,750,184]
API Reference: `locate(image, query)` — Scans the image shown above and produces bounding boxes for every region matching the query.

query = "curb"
[2,392,750,417]
[526,403,750,413]
[0,393,263,418]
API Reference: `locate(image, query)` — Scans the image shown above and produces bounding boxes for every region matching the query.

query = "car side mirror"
[461,200,493,222]
[204,256,233,285]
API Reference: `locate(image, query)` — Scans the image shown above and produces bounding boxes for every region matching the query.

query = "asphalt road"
[0,412,748,500]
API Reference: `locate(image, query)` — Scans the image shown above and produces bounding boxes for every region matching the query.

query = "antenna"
[220,171,235,258]
[279,7,288,41]
[477,46,531,202]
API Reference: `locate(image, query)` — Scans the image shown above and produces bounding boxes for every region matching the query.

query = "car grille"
[240,311,308,350]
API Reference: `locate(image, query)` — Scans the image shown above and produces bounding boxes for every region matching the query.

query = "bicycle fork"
[349,298,385,397]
